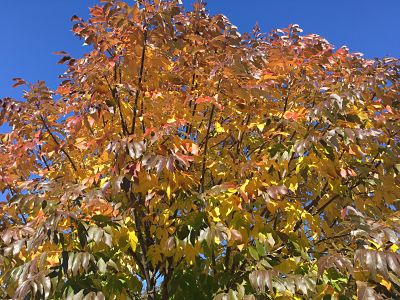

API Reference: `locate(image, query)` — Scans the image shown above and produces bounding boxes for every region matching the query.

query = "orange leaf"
[283,111,299,121]
[195,96,212,104]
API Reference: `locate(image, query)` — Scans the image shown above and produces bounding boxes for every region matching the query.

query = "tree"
[1,0,399,299]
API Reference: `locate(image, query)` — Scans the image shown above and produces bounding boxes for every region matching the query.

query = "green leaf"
[177,225,190,240]
[249,247,259,260]
[255,240,265,257]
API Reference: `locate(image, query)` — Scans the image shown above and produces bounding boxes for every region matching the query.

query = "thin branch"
[236,113,251,156]
[104,76,129,135]
[313,194,340,216]
[129,249,147,281]
[315,231,350,245]
[18,208,27,225]
[40,115,77,171]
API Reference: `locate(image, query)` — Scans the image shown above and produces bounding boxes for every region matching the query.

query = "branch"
[133,212,152,291]
[236,113,251,156]
[40,115,77,171]
[18,208,27,225]
[131,28,148,134]
[129,248,147,282]
[313,194,340,216]
[104,76,129,135]
[187,71,198,136]
[199,104,215,193]
[315,231,351,245]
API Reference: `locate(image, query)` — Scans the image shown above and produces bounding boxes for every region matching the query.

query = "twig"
[40,115,77,171]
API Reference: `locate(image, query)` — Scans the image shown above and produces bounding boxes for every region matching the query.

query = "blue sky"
[1,0,399,101]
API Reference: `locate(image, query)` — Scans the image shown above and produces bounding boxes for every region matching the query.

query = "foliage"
[1,1,399,299]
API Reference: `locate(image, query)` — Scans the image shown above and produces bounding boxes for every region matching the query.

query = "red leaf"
[174,152,194,168]
[341,207,347,220]
[143,127,158,137]
[195,96,212,104]
[11,78,26,88]
[53,51,68,55]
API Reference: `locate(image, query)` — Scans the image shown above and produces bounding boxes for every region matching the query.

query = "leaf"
[266,185,288,199]
[215,122,225,133]
[70,15,81,22]
[57,55,72,64]
[128,230,138,252]
[283,111,299,121]
[317,253,353,276]
[195,96,212,104]
[249,270,273,293]
[77,222,88,248]
[249,247,259,260]
[355,250,400,280]
[97,258,107,274]
[120,176,131,193]
[11,77,26,88]
[128,141,146,159]
[62,251,69,274]
[356,281,380,300]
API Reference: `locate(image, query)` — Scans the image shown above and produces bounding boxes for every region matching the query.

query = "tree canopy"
[1,1,399,299]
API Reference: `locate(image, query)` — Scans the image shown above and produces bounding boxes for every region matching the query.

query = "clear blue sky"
[1,0,399,100]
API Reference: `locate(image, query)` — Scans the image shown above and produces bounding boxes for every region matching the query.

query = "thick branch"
[132,208,152,289]
[131,28,148,134]
[199,104,215,193]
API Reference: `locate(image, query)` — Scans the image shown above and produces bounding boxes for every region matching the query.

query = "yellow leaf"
[215,122,225,133]
[166,185,171,199]
[256,123,265,132]
[240,179,249,192]
[237,244,245,251]
[128,230,138,252]
[258,232,267,243]
[378,276,391,291]
[167,116,176,123]
[46,254,60,267]
[211,207,221,222]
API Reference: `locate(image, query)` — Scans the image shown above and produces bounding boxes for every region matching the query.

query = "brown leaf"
[356,281,381,300]
[249,270,273,293]
[11,77,26,88]
[266,185,288,199]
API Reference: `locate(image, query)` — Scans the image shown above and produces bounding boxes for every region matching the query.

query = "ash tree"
[1,0,399,299]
